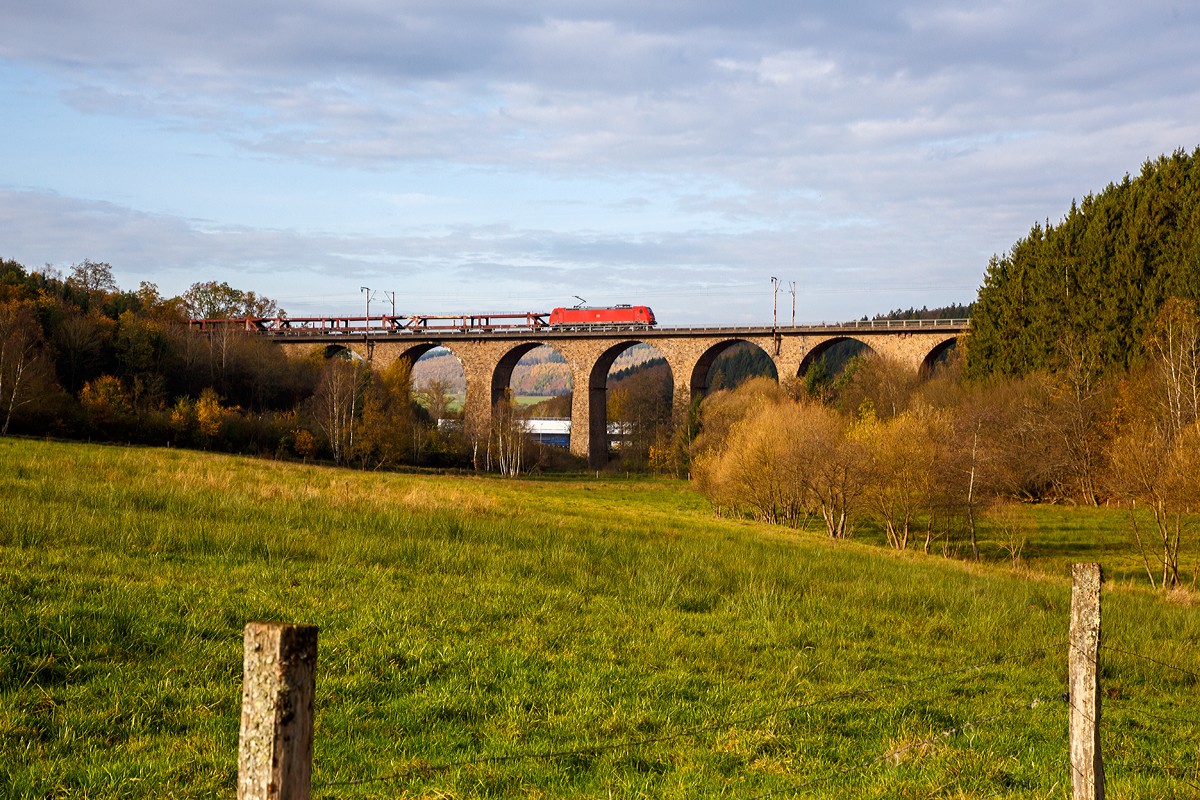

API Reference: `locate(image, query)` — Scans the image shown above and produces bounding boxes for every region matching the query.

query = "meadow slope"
[1,438,1196,798]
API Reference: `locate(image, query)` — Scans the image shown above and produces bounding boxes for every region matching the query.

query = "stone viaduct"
[270,320,968,469]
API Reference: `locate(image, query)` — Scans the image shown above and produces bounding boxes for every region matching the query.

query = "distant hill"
[411,350,467,393]
[609,356,666,383]
[525,349,675,418]
[412,343,667,396]
[708,342,776,390]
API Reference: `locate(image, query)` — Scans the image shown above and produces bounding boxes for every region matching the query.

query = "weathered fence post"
[238,622,319,800]
[1069,563,1105,800]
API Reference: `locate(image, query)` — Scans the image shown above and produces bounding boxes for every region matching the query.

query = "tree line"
[0,259,474,465]
[689,296,1200,589]
[967,147,1200,379]
[0,257,673,474]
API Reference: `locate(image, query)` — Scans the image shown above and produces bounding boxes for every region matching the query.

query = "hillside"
[525,354,675,419]
[708,342,776,390]
[2,438,1195,798]
[413,343,671,396]
[966,147,1200,378]
[411,349,468,393]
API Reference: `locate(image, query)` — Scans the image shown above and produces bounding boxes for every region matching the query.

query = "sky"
[1,1,1198,325]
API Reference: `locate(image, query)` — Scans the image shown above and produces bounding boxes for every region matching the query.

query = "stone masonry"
[277,328,961,469]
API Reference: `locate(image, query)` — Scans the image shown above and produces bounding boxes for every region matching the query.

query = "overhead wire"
[272,282,979,308]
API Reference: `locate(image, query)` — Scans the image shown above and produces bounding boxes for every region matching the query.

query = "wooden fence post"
[1069,563,1105,800]
[238,622,319,800]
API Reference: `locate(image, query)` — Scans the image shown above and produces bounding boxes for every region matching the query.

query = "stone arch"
[394,342,467,388]
[406,343,467,422]
[797,336,877,377]
[490,342,572,406]
[582,340,676,468]
[692,339,780,398]
[395,341,446,367]
[492,342,542,406]
[492,344,574,421]
[920,336,960,374]
[322,344,365,362]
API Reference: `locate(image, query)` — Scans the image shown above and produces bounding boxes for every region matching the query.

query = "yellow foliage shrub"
[196,388,223,439]
[79,375,130,425]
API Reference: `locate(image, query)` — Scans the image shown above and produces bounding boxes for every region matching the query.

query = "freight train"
[189,303,657,333]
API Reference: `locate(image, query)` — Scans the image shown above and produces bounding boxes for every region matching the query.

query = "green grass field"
[1,438,1197,798]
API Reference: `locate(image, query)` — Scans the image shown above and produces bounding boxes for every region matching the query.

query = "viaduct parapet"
[269,321,967,469]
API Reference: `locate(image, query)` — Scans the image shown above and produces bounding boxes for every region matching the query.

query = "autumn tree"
[701,396,800,523]
[690,378,789,461]
[169,396,198,445]
[792,403,867,538]
[311,356,365,464]
[689,378,789,503]
[1147,297,1200,439]
[692,381,866,538]
[416,377,454,422]
[182,281,282,319]
[196,388,224,445]
[355,357,417,468]
[1106,299,1200,588]
[0,300,53,434]
[67,259,118,300]
[491,389,528,477]
[79,375,131,432]
[1108,417,1197,589]
[1048,333,1112,504]
[856,409,937,550]
[836,355,919,420]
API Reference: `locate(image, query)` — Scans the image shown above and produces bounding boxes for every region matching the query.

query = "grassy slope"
[849,502,1199,591]
[1,439,1196,799]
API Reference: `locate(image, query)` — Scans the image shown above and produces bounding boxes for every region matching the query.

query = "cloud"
[1,1,1199,323]
[4,1,1197,175]
[0,187,986,323]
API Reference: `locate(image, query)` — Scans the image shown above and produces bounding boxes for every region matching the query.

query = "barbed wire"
[1105,701,1199,727]
[1101,645,1200,681]
[974,762,1066,800]
[1106,762,1200,792]
[315,641,1067,789]
[1107,761,1200,774]
[1060,639,1197,727]
[1061,692,1100,728]
[744,697,1049,799]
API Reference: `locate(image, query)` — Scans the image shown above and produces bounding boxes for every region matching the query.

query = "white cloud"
[0,187,988,321]
[1,1,1198,322]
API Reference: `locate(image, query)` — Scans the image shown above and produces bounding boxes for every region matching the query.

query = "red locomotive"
[548,304,656,329]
